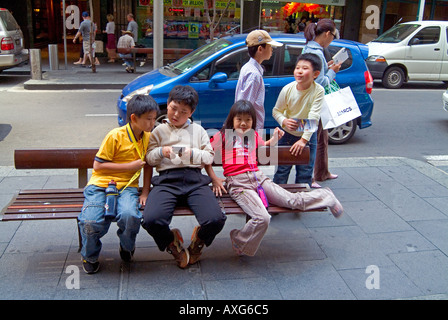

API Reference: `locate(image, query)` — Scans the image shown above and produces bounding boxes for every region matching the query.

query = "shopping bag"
[321,82,361,130]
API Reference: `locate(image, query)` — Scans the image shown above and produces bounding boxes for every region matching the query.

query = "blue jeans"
[119,53,134,67]
[78,185,141,263]
[273,131,317,186]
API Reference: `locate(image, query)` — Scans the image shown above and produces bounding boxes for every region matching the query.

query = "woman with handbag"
[302,19,342,187]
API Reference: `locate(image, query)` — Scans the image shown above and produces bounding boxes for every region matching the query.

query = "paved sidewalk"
[1,157,447,300]
[5,54,154,90]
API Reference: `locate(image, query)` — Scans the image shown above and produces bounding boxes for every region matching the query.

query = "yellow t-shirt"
[88,125,150,189]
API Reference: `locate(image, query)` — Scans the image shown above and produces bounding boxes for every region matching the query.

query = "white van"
[366,20,448,88]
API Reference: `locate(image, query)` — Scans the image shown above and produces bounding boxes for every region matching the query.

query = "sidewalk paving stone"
[1,136,448,301]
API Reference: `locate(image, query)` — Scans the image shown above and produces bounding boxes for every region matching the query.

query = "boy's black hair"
[126,94,160,122]
[247,43,266,58]
[167,85,199,112]
[296,53,322,72]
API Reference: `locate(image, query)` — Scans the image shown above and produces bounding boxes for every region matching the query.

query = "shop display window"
[136,0,241,49]
[261,1,343,35]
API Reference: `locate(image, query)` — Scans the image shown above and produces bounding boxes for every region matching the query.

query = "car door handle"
[434,48,440,51]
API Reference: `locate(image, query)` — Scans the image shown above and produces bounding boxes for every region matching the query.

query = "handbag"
[320,80,362,130]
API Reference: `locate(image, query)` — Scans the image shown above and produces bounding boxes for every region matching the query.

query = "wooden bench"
[116,47,193,71]
[1,146,324,251]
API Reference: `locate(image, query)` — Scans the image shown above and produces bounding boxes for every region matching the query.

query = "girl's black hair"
[221,100,257,132]
[304,18,336,43]
[126,94,160,122]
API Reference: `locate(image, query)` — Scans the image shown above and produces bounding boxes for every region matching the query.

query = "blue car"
[117,33,374,144]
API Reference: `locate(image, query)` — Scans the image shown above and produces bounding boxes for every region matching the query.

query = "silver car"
[0,8,28,72]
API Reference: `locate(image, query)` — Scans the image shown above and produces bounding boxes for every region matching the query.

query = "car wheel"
[328,120,357,145]
[155,109,167,128]
[382,67,405,89]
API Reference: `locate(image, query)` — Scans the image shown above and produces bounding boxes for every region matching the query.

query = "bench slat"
[1,185,319,218]
[15,149,98,170]
[2,212,81,221]
[14,146,309,170]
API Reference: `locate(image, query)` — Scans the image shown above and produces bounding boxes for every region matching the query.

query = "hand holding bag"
[320,80,362,130]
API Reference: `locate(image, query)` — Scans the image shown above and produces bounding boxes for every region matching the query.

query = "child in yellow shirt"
[79,94,159,274]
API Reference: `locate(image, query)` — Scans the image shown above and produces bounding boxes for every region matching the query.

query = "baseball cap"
[246,30,283,47]
[82,11,89,18]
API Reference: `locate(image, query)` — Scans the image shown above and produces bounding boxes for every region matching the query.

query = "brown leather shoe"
[188,226,205,265]
[166,228,189,269]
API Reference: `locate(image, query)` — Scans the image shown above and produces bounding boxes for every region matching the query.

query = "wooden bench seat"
[1,146,325,251]
[116,47,193,71]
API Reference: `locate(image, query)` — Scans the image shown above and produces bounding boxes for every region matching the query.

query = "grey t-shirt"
[127,20,138,43]
[79,20,91,41]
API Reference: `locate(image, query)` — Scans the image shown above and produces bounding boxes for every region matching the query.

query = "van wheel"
[382,67,405,89]
[328,120,357,145]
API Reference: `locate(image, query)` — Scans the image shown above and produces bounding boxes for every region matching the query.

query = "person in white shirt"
[104,14,117,63]
[117,31,135,73]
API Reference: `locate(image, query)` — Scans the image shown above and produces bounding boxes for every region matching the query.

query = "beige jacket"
[146,120,214,172]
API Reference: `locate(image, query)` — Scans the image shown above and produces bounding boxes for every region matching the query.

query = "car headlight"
[367,55,386,63]
[122,85,154,103]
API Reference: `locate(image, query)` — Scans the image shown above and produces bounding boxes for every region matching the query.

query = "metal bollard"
[48,44,59,70]
[29,49,42,80]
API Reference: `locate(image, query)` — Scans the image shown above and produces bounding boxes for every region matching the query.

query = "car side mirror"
[209,72,228,88]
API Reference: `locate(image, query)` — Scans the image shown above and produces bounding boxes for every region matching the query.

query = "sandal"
[311,182,322,188]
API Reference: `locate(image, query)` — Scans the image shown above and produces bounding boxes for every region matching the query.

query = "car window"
[0,11,20,31]
[214,48,249,79]
[409,26,441,45]
[169,39,232,75]
[325,45,353,71]
[262,49,275,76]
[373,23,420,43]
[190,65,211,82]
[280,44,303,76]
